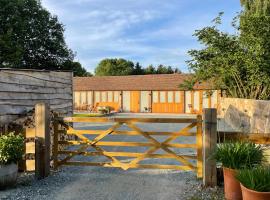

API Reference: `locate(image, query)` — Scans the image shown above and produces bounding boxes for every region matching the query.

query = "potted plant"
[236,167,270,200]
[212,141,264,200]
[0,133,24,189]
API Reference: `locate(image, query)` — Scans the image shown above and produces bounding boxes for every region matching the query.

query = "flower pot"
[223,167,242,200]
[241,184,270,200]
[0,163,18,189]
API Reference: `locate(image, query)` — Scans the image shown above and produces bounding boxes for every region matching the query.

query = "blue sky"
[42,0,241,73]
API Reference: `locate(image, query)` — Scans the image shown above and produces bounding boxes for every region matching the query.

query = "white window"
[114,91,119,102]
[175,91,181,103]
[160,91,166,103]
[95,92,100,102]
[80,92,87,104]
[168,91,173,103]
[152,91,158,103]
[74,92,80,105]
[101,92,107,102]
[108,91,113,102]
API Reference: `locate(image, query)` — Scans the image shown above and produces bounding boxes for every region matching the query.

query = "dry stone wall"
[218,97,270,133]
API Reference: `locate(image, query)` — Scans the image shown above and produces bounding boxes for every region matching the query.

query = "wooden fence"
[0,68,73,126]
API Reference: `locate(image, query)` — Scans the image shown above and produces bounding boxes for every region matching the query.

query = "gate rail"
[53,116,203,178]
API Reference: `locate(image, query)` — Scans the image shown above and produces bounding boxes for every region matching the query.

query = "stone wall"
[218,97,270,133]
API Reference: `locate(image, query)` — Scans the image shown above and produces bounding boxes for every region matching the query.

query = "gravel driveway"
[1,115,223,200]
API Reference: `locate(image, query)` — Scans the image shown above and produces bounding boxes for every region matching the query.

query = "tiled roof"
[73,74,212,91]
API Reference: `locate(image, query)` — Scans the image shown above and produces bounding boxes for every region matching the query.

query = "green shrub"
[212,141,264,169]
[236,167,270,192]
[0,133,24,165]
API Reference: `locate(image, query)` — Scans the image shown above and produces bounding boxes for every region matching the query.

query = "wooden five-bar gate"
[53,115,203,178]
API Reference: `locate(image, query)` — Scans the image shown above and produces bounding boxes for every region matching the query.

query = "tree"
[144,65,156,74]
[184,1,270,100]
[62,61,92,77]
[156,65,174,74]
[0,0,90,76]
[132,62,145,75]
[95,58,135,76]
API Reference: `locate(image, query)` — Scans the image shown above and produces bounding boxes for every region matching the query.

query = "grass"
[236,167,270,192]
[73,113,105,117]
[212,141,264,169]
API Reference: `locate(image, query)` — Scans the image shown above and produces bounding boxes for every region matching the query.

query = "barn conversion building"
[73,74,220,114]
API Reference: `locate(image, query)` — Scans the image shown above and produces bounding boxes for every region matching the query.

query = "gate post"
[53,113,59,170]
[35,103,50,179]
[203,108,217,187]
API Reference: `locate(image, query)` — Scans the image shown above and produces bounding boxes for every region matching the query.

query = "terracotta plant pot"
[223,167,242,200]
[0,163,18,189]
[241,184,270,200]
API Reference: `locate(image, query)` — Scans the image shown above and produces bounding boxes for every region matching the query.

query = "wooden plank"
[196,115,203,178]
[26,160,35,171]
[58,140,197,148]
[66,129,196,136]
[0,70,72,84]
[25,128,35,138]
[61,161,196,171]
[203,108,217,187]
[53,113,59,170]
[62,117,197,123]
[26,142,35,154]
[58,151,197,159]
[218,132,270,144]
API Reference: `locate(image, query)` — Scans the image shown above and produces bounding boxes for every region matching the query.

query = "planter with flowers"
[0,133,24,189]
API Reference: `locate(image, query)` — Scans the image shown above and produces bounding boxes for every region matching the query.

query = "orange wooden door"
[130,91,140,112]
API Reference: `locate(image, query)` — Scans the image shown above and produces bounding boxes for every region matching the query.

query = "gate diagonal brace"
[125,123,196,170]
[59,123,129,169]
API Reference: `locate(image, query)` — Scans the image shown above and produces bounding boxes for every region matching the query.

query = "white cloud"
[41,0,240,73]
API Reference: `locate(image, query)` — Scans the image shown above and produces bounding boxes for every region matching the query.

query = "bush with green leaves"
[212,141,264,169]
[0,133,24,165]
[236,167,270,192]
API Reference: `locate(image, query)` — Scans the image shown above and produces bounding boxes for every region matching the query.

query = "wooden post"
[203,108,217,187]
[35,103,50,179]
[53,113,59,170]
[196,115,203,178]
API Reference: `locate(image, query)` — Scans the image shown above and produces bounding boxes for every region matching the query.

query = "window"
[74,92,80,105]
[95,92,100,102]
[175,91,181,103]
[108,91,113,102]
[160,91,166,103]
[152,91,158,103]
[80,92,87,104]
[114,91,119,102]
[168,91,173,103]
[101,92,107,102]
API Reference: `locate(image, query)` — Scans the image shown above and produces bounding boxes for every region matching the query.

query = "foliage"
[95,58,181,76]
[0,0,90,76]
[95,58,135,76]
[62,61,92,77]
[0,133,24,165]
[212,141,264,169]
[236,167,270,192]
[185,0,270,100]
[73,113,104,117]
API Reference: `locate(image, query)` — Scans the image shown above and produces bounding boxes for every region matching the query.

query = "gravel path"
[1,118,224,200]
[0,167,223,200]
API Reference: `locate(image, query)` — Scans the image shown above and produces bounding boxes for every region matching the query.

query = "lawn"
[73,113,105,117]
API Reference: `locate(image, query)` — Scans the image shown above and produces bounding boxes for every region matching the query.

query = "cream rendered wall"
[122,91,131,112]
[140,91,150,112]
